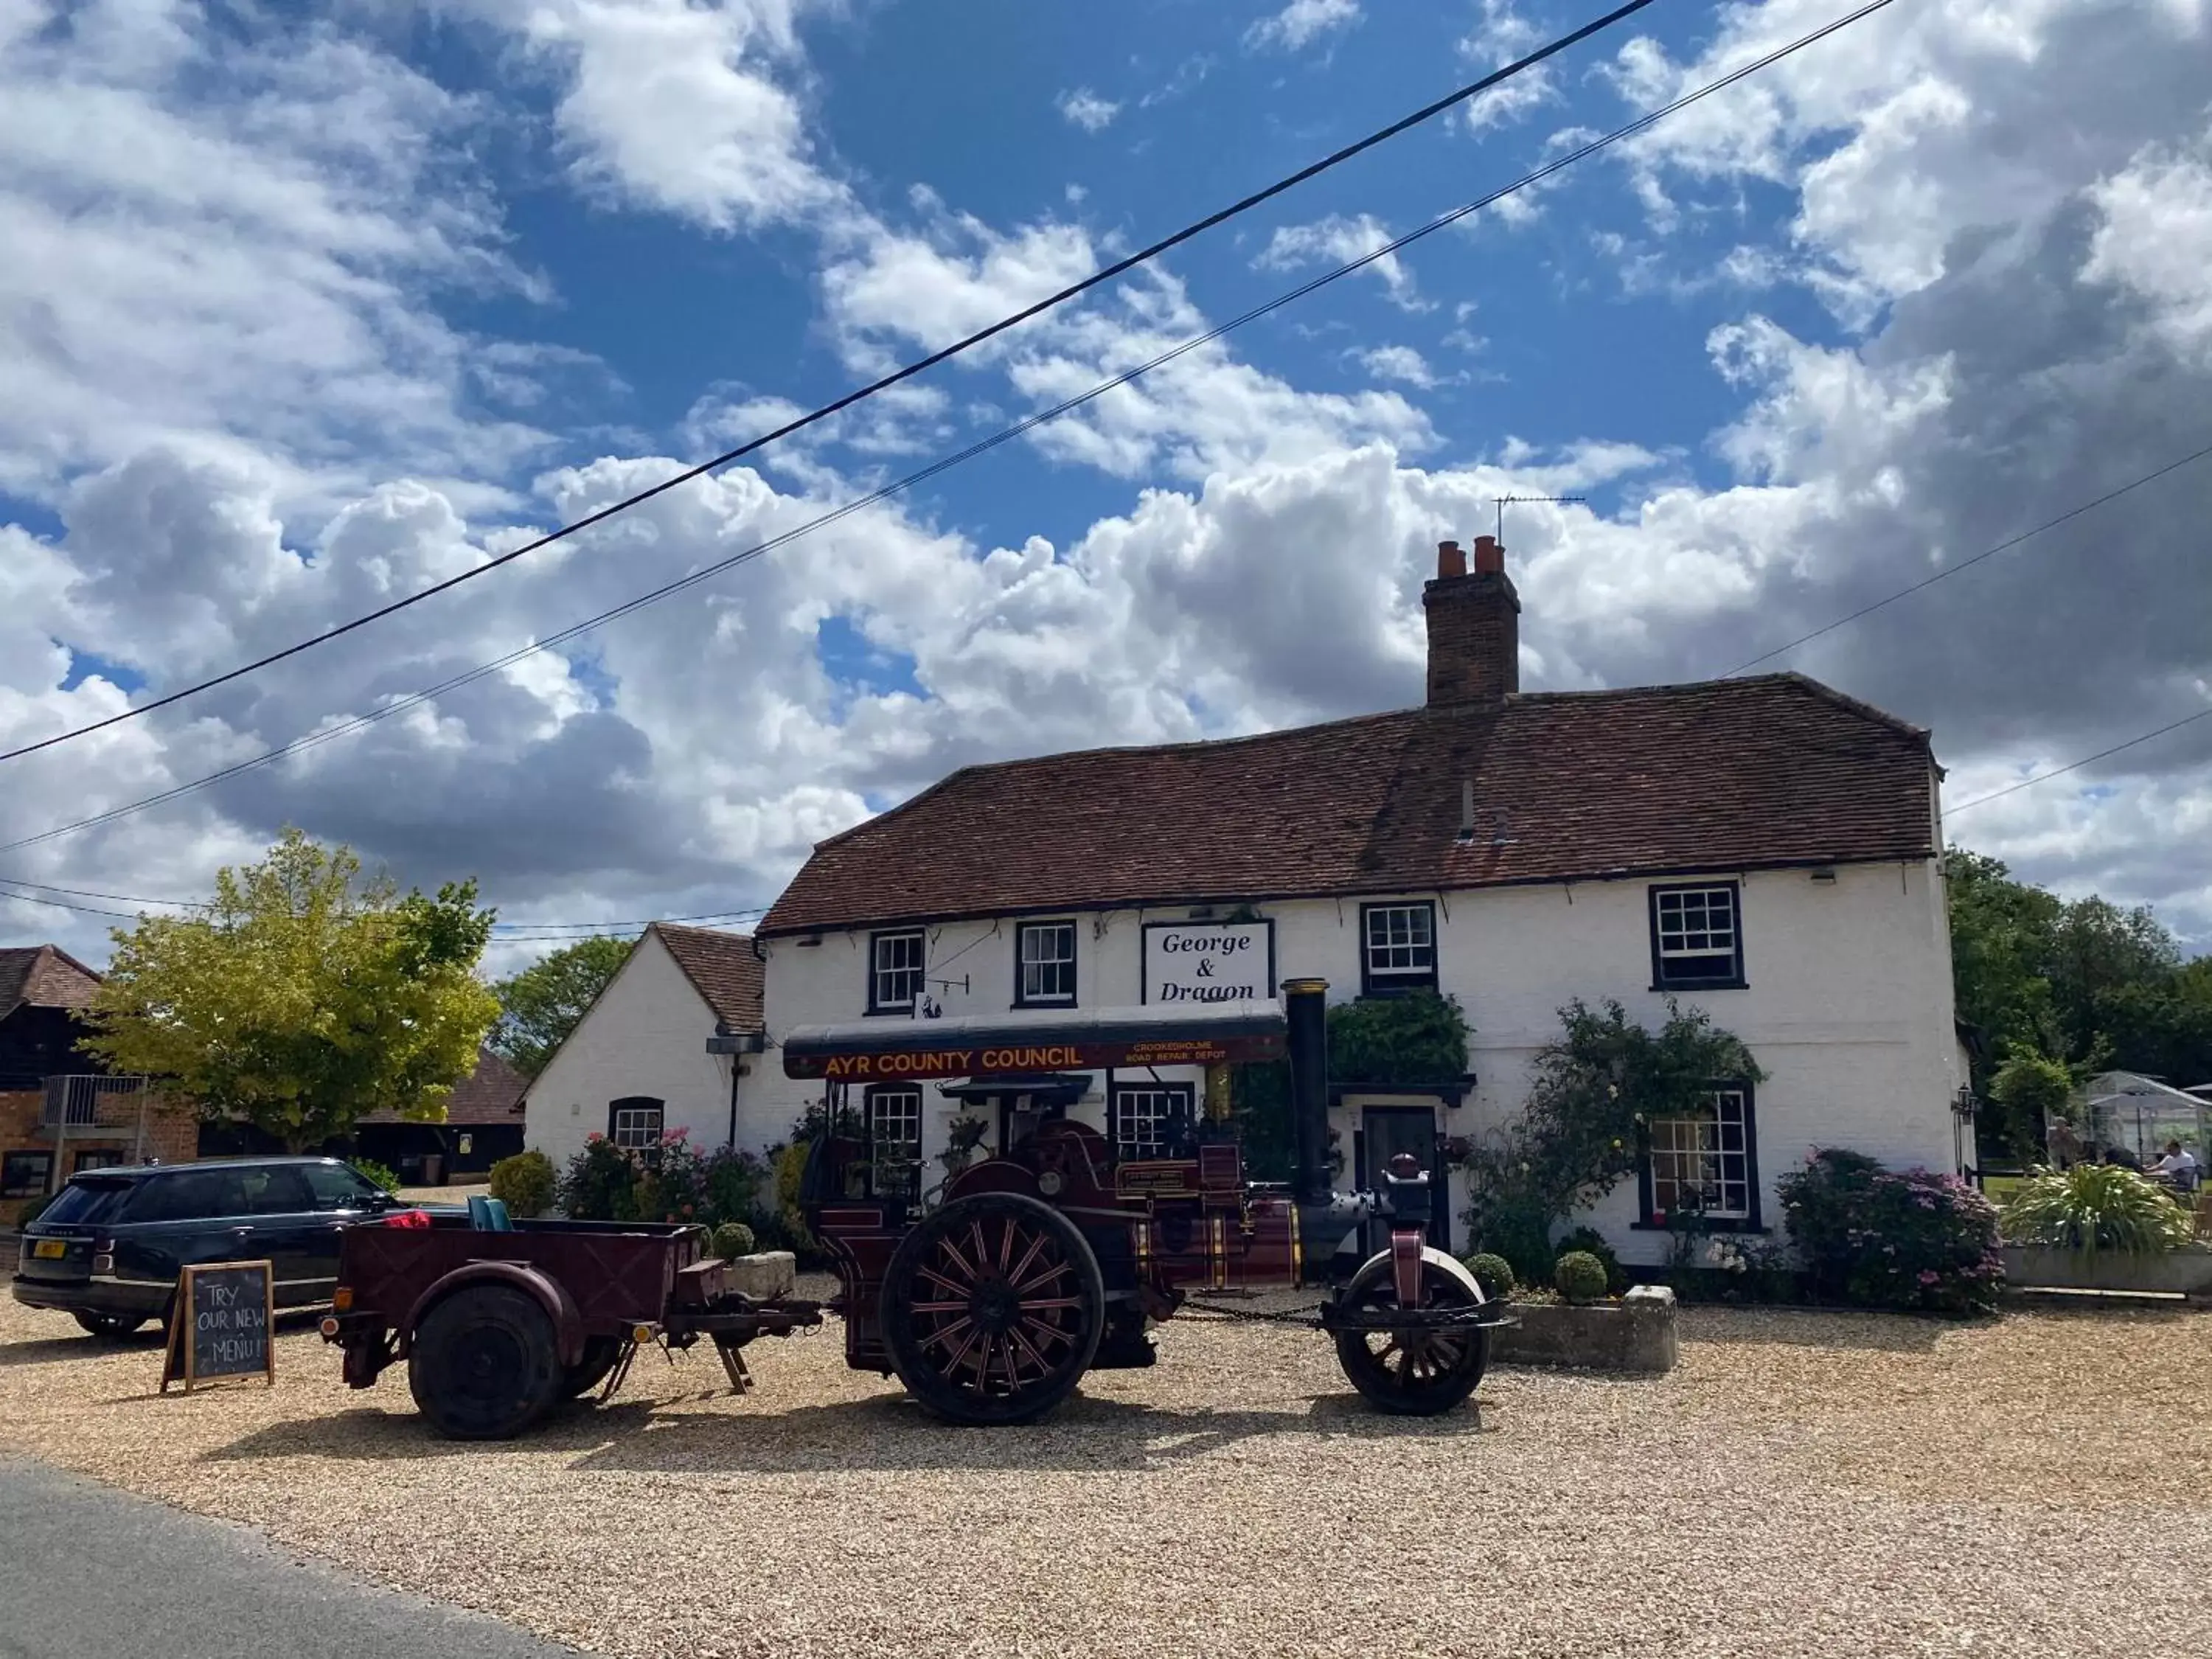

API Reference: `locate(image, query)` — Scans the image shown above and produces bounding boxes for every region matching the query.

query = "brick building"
[0,945,197,1222]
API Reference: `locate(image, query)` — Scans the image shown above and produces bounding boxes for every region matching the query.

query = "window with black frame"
[866,1084,925,1197]
[1360,900,1438,995]
[869,928,926,1014]
[1110,1083,1192,1163]
[1649,882,1745,990]
[1014,919,1077,1006]
[1644,1085,1759,1226]
[608,1096,665,1161]
[2,1150,52,1199]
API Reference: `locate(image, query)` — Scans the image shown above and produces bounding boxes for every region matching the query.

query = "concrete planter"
[2001,1244,2212,1301]
[1489,1284,1678,1374]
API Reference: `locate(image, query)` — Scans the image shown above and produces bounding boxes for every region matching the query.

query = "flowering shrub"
[639,1129,770,1227]
[556,1129,769,1228]
[1777,1148,2003,1315]
[558,1134,643,1221]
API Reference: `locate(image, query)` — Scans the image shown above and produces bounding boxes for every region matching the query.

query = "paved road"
[0,1458,591,1659]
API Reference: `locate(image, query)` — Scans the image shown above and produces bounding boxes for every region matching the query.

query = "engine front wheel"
[1332,1256,1489,1417]
[408,1285,563,1440]
[880,1191,1105,1426]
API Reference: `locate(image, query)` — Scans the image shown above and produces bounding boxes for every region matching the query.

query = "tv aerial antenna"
[1490,495,1586,543]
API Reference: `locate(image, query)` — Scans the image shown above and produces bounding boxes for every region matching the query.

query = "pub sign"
[1141,919,1275,1006]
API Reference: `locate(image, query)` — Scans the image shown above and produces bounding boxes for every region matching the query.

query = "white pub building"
[552,535,1972,1267]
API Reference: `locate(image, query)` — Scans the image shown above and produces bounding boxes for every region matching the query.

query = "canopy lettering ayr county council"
[779,1001,1289,1082]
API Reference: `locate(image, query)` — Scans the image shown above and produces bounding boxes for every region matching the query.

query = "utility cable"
[0,874,768,938]
[1944,705,2212,818]
[1722,439,2212,678]
[0,0,1896,860]
[0,0,1663,769]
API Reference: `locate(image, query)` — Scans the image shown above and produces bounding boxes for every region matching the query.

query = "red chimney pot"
[1472,534,1504,575]
[1436,539,1467,580]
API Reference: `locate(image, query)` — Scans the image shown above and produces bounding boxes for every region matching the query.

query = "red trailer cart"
[319,1212,823,1438]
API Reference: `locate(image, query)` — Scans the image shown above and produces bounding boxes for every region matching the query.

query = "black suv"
[12,1156,459,1338]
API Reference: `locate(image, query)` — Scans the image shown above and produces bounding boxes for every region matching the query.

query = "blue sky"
[394,0,1827,545]
[1,0,2208,961]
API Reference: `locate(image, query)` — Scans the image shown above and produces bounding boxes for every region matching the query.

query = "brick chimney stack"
[1423,533,1519,706]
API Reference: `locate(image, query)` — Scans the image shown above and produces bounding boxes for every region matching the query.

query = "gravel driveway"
[1,1281,2206,1658]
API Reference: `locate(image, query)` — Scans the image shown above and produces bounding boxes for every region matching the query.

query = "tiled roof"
[653,924,765,1032]
[759,673,1939,936]
[0,945,102,1015]
[362,1046,528,1125]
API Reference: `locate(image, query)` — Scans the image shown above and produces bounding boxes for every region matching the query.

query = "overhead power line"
[0,875,768,939]
[1944,705,2212,818]
[1722,440,2212,678]
[0,0,1663,771]
[0,0,1897,860]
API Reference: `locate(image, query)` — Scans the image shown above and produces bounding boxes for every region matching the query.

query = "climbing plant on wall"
[1455,997,1764,1283]
[1231,990,1474,1180]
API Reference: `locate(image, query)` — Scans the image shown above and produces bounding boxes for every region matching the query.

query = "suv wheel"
[73,1311,148,1341]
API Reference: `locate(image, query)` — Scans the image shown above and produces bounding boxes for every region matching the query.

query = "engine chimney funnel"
[1283,977,1331,1206]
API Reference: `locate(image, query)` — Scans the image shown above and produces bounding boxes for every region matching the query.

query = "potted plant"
[1999,1163,2210,1297]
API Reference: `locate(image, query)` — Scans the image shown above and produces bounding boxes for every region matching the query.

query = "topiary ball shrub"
[487,1149,557,1218]
[711,1220,757,1260]
[1554,1250,1610,1304]
[1551,1225,1627,1296]
[1464,1252,1517,1301]
[1778,1147,2003,1315]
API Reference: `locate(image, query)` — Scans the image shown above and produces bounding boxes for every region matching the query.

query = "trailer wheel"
[408,1285,563,1440]
[880,1192,1104,1426]
[561,1336,624,1401]
[1333,1256,1489,1416]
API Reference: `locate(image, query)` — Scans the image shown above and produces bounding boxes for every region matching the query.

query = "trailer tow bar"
[1178,1296,1519,1335]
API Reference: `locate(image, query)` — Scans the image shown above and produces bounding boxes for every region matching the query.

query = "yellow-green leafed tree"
[77,827,501,1152]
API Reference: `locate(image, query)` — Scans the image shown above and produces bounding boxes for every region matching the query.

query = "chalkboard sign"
[161,1260,276,1394]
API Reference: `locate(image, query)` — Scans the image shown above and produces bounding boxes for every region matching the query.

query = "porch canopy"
[780,998,1287,1082]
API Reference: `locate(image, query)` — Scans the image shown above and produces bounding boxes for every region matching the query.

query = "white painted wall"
[523,931,770,1169]
[753,858,1966,1265]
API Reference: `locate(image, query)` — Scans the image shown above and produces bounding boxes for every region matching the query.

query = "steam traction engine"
[785,977,1511,1426]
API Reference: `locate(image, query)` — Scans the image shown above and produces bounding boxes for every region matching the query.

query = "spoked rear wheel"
[880,1192,1104,1426]
[1333,1256,1489,1416]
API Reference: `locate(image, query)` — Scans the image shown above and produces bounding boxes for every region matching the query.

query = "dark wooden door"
[1360,1105,1441,1256]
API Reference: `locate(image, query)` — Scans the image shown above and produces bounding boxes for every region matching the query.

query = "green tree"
[2048,896,2183,1060]
[490,934,635,1077]
[1986,1051,2073,1160]
[77,828,500,1152]
[1945,845,2212,1153]
[1943,847,2062,1059]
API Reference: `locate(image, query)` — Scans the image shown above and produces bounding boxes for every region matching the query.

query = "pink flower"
[1917,1269,1940,1286]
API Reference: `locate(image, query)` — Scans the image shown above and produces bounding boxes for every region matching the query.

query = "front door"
[1360,1105,1443,1257]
